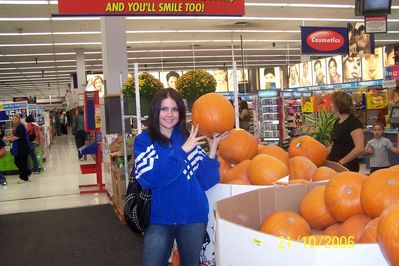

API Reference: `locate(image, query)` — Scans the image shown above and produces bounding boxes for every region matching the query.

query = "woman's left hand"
[207,131,230,159]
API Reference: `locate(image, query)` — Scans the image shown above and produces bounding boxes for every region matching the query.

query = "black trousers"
[14,155,31,181]
[75,130,87,159]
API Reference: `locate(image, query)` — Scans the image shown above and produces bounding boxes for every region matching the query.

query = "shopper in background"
[328,91,364,172]
[239,99,251,131]
[166,71,180,90]
[54,111,61,136]
[328,57,342,84]
[0,137,7,185]
[25,115,41,174]
[6,115,32,184]
[364,122,399,174]
[60,111,68,135]
[73,107,87,161]
[134,88,228,266]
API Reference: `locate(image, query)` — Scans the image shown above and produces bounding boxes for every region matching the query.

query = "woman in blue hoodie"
[134,88,228,266]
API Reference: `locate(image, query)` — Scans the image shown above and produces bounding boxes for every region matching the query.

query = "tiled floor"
[0,134,110,215]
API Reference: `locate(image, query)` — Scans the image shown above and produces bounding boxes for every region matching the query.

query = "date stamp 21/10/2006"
[277,235,356,249]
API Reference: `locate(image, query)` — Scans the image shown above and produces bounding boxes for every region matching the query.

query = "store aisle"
[0,134,110,215]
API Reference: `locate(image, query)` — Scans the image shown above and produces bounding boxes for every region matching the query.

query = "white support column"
[75,49,86,92]
[100,17,128,135]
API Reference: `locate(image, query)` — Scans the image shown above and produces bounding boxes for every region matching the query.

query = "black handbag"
[124,169,151,235]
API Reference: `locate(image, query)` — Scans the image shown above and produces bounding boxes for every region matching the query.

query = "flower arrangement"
[176,69,216,102]
[122,72,164,98]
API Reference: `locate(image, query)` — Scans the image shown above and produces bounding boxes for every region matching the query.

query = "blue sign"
[301,26,349,55]
[0,101,29,122]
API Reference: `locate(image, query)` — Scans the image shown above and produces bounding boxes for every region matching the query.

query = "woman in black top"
[328,91,364,171]
[6,115,32,183]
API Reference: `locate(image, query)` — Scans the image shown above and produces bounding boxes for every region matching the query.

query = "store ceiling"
[0,0,399,101]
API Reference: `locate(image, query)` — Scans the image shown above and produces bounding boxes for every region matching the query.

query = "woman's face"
[94,79,103,90]
[344,57,361,79]
[365,49,381,80]
[265,73,275,83]
[159,97,179,136]
[213,70,227,84]
[329,61,337,78]
[168,76,178,90]
[12,116,20,125]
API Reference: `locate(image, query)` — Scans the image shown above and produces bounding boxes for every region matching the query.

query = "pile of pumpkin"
[259,166,399,265]
[191,93,336,185]
[218,131,334,185]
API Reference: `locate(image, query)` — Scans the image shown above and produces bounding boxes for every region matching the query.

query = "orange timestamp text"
[277,235,355,249]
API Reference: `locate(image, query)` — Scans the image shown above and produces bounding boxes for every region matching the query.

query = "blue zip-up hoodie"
[134,127,220,225]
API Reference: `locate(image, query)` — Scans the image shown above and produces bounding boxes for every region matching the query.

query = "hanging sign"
[57,0,245,16]
[365,15,387,33]
[0,102,29,122]
[301,27,349,55]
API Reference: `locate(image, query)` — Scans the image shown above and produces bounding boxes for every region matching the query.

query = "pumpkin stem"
[388,179,396,185]
[345,187,352,194]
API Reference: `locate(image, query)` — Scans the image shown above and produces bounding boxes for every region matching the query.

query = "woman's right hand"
[182,124,207,153]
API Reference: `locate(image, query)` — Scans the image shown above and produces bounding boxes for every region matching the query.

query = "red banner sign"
[58,0,245,16]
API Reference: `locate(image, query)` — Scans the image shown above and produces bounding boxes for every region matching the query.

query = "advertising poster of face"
[161,71,182,90]
[326,56,343,84]
[210,68,229,92]
[288,64,300,88]
[312,59,327,86]
[362,47,383,81]
[259,67,280,89]
[383,45,399,67]
[348,22,374,57]
[85,74,104,97]
[228,68,249,91]
[343,55,362,83]
[300,62,312,87]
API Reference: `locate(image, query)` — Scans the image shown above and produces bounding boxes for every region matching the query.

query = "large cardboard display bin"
[214,183,387,266]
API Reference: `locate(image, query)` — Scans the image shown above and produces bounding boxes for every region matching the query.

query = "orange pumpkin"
[340,214,372,243]
[359,217,380,243]
[218,157,232,183]
[300,186,337,230]
[313,166,338,182]
[324,171,367,222]
[258,145,289,165]
[257,144,265,154]
[260,211,311,239]
[378,204,399,266]
[247,154,289,185]
[288,179,310,184]
[191,93,235,136]
[323,223,342,236]
[360,168,399,218]
[227,179,250,185]
[224,160,252,184]
[218,129,258,164]
[288,136,328,167]
[288,156,317,181]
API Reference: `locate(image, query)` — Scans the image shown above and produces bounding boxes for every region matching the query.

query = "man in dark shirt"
[0,138,7,185]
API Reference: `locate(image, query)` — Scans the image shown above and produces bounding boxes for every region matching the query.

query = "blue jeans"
[29,143,39,172]
[141,222,207,266]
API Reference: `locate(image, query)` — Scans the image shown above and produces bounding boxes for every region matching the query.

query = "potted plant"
[176,69,216,110]
[122,72,164,116]
[302,105,337,147]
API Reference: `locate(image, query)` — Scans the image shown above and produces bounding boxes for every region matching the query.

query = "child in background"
[365,122,399,174]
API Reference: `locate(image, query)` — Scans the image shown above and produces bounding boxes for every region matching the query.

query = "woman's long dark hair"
[147,88,189,145]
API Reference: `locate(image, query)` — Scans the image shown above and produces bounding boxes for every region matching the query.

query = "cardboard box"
[111,164,128,213]
[198,160,347,265]
[214,184,387,266]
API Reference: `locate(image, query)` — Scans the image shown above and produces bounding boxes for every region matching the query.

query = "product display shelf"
[257,90,283,145]
[0,146,43,172]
